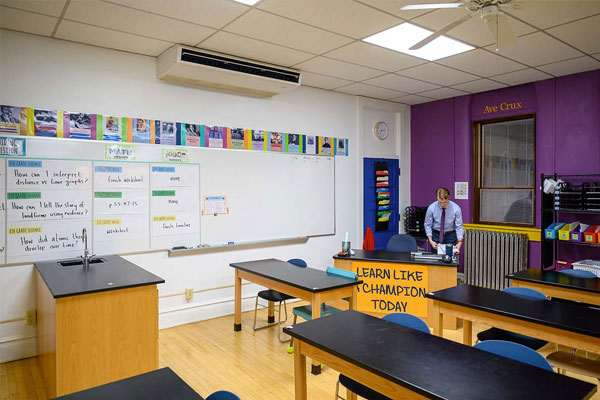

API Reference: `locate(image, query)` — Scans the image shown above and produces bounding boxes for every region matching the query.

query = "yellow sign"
[354,261,429,317]
[8,227,42,234]
[94,219,122,226]
[153,215,176,222]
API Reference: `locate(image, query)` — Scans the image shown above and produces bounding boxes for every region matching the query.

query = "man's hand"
[454,240,463,254]
[429,239,438,250]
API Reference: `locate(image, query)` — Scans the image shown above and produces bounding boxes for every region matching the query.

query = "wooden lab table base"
[511,280,600,306]
[431,300,600,353]
[233,268,358,374]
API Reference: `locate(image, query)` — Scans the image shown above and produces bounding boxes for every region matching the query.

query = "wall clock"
[374,121,389,140]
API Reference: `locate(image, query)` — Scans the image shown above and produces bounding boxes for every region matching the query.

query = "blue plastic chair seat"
[206,390,242,400]
[257,289,294,303]
[473,340,554,371]
[339,374,392,400]
[386,234,418,252]
[292,304,341,320]
[560,269,597,279]
[477,328,547,350]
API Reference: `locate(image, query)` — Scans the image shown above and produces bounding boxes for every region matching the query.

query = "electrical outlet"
[26,310,36,325]
[185,288,193,302]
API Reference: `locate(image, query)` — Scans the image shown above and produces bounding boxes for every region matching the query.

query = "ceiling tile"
[224,9,352,54]
[437,49,526,77]
[0,6,57,36]
[593,53,600,61]
[485,32,583,67]
[398,63,479,86]
[294,56,383,81]
[258,0,400,39]
[505,0,600,30]
[392,94,434,105]
[300,72,353,90]
[105,0,248,29]
[491,68,552,86]
[198,31,313,67]
[334,83,407,100]
[65,0,214,46]
[451,79,507,93]
[537,56,600,77]
[547,14,600,55]
[363,73,440,93]
[418,87,468,99]
[0,0,66,17]
[358,0,456,20]
[55,20,172,56]
[412,7,535,47]
[324,41,425,72]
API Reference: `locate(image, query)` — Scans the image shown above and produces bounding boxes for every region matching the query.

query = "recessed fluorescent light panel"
[363,23,474,61]
[232,0,260,5]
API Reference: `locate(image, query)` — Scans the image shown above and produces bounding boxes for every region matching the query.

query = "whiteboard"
[0,136,334,264]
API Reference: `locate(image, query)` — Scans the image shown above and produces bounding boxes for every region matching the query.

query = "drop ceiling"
[1,0,600,105]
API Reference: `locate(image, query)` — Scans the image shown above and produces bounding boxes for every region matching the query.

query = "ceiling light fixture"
[231,0,260,5]
[363,23,474,61]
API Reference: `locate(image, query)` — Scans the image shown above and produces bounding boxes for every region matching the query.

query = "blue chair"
[560,269,597,278]
[474,340,554,371]
[476,287,549,350]
[336,313,429,400]
[386,234,417,252]
[253,258,307,343]
[206,390,242,400]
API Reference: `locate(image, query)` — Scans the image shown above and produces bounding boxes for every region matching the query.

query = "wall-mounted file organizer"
[364,158,399,250]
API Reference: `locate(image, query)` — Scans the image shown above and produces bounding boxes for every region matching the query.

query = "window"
[474,116,535,226]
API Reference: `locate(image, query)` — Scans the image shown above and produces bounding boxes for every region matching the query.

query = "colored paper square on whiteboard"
[203,195,228,215]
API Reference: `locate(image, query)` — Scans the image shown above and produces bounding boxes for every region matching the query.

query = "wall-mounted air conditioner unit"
[157,45,302,97]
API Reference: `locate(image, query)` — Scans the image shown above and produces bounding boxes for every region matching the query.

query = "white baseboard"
[0,335,37,363]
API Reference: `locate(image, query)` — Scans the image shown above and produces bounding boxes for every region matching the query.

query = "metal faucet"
[81,228,92,269]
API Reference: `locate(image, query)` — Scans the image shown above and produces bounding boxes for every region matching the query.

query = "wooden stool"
[546,351,600,381]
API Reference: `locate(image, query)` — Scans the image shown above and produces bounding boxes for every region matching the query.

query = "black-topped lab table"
[283,310,596,400]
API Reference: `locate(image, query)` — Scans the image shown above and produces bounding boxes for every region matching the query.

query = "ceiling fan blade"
[409,12,475,50]
[401,3,465,10]
[484,12,517,49]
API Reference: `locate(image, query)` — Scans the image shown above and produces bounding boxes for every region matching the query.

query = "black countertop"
[283,310,596,400]
[334,249,459,267]
[229,258,362,293]
[35,255,164,299]
[507,268,600,294]
[52,368,203,400]
[426,284,600,338]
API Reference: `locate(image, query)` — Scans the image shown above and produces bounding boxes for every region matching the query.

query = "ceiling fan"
[401,0,520,51]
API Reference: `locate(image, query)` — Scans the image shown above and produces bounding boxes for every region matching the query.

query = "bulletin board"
[0,136,335,265]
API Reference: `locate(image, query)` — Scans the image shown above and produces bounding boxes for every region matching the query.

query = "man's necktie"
[439,207,446,243]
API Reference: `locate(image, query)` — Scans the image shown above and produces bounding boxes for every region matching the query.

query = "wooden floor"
[2,302,599,399]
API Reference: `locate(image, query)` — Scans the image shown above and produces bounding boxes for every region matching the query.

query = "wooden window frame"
[472,113,536,228]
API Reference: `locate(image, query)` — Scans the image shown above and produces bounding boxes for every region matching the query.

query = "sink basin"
[59,258,106,267]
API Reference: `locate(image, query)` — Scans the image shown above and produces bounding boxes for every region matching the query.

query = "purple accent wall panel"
[410,69,600,270]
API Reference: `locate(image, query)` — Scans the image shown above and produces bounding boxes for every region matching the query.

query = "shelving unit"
[363,158,399,250]
[541,173,600,270]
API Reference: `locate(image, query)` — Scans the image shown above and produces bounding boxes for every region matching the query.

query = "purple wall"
[411,69,600,270]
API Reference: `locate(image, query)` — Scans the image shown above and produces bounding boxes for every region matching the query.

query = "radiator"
[464,229,529,290]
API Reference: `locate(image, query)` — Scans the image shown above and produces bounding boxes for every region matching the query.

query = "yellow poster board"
[354,261,429,317]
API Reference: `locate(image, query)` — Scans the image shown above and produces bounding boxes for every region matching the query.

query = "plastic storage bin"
[545,222,565,239]
[558,222,579,241]
[571,223,590,242]
[584,225,600,243]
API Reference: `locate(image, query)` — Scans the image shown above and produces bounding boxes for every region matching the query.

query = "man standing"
[424,187,464,254]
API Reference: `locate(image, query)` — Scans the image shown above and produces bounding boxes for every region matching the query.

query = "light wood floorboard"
[1,302,599,399]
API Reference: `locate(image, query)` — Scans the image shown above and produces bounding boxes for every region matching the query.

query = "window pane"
[480,189,533,224]
[482,118,534,188]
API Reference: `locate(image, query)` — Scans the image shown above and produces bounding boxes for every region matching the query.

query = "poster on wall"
[0,105,21,135]
[32,109,58,137]
[286,133,300,153]
[132,118,152,143]
[64,112,94,140]
[319,136,333,155]
[336,138,347,156]
[251,130,265,150]
[270,132,282,152]
[454,182,468,200]
[101,116,124,141]
[155,121,177,145]
[306,135,316,154]
[206,126,227,148]
[230,128,245,150]
[182,123,202,147]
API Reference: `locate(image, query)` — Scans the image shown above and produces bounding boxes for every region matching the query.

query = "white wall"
[0,29,409,362]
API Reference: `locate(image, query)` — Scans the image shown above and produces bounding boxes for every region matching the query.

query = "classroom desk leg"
[294,341,307,400]
[310,293,322,375]
[432,301,443,337]
[234,270,242,331]
[347,388,358,400]
[349,286,357,310]
[267,301,275,324]
[463,320,472,346]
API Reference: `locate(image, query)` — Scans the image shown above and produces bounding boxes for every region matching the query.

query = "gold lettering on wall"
[483,101,523,114]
